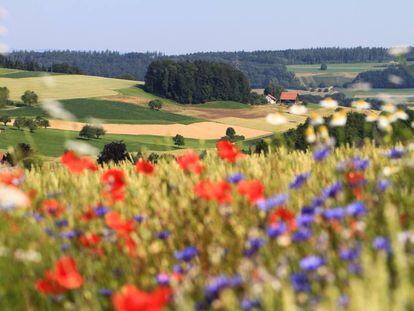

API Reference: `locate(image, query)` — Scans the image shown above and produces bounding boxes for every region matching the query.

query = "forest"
[6,47,402,88]
[144,60,251,104]
[352,64,414,88]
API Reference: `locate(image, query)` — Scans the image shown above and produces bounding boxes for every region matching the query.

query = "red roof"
[280,91,299,101]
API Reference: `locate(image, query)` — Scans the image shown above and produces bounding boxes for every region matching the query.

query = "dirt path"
[48,120,272,140]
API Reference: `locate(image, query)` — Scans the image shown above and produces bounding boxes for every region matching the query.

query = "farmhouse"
[280,91,299,104]
[265,94,277,104]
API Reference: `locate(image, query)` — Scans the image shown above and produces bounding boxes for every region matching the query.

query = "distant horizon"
[1,0,413,55]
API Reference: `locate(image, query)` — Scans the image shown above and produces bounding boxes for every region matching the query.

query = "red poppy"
[101,169,126,203]
[0,167,24,186]
[42,199,65,218]
[217,140,242,163]
[105,212,135,236]
[346,171,365,187]
[79,232,102,248]
[194,180,232,204]
[269,207,297,232]
[36,257,83,295]
[61,151,98,174]
[112,284,172,311]
[81,208,97,222]
[135,159,155,175]
[177,151,204,174]
[237,180,265,204]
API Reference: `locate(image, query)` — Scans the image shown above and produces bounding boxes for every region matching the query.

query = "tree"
[173,134,185,146]
[148,99,163,111]
[264,81,284,100]
[34,116,50,128]
[0,87,9,108]
[13,117,27,130]
[320,63,328,71]
[25,119,37,133]
[79,125,97,140]
[97,141,129,165]
[94,126,106,139]
[21,90,38,106]
[226,127,236,139]
[0,115,11,126]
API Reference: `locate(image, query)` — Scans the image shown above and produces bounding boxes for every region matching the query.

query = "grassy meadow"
[1,142,414,310]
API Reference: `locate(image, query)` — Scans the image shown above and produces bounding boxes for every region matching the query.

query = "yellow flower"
[266,113,287,125]
[310,112,324,126]
[320,98,338,109]
[289,104,307,115]
[352,99,371,111]
[305,126,316,143]
[330,111,347,127]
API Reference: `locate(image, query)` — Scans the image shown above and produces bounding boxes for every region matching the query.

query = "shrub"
[97,141,130,165]
[21,90,39,106]
[173,134,185,146]
[148,99,163,111]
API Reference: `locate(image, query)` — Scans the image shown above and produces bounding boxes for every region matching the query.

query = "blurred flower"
[105,212,135,236]
[194,180,232,204]
[227,172,245,184]
[289,104,307,115]
[377,179,391,192]
[290,273,311,292]
[65,140,99,156]
[135,159,155,175]
[101,169,126,203]
[256,193,288,212]
[41,100,75,121]
[42,199,65,218]
[387,148,405,159]
[61,151,98,174]
[177,151,203,174]
[365,112,378,122]
[0,186,30,210]
[323,207,345,220]
[320,98,338,109]
[388,74,403,85]
[175,246,198,262]
[372,236,391,253]
[299,256,325,271]
[241,299,261,310]
[330,111,347,127]
[243,238,265,257]
[310,112,324,125]
[339,247,360,261]
[99,288,113,296]
[112,284,172,311]
[394,109,408,120]
[0,43,9,55]
[237,180,265,204]
[388,45,411,56]
[352,99,371,111]
[381,103,396,113]
[377,115,392,131]
[14,249,42,263]
[290,172,310,189]
[267,223,287,239]
[305,126,316,143]
[266,113,287,125]
[156,273,170,286]
[217,140,243,163]
[157,231,171,240]
[313,146,331,161]
[322,181,342,199]
[346,201,366,217]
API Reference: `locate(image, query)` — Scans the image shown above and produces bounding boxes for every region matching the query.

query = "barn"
[279,91,299,104]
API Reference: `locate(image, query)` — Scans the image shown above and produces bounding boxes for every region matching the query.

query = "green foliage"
[97,141,130,165]
[173,134,185,146]
[13,116,28,130]
[352,65,414,88]
[3,143,42,169]
[248,92,268,105]
[21,90,38,106]
[264,81,285,99]
[148,99,163,110]
[226,127,236,139]
[145,60,251,104]
[34,116,50,129]
[0,86,9,108]
[79,125,106,140]
[0,115,11,126]
[320,63,328,71]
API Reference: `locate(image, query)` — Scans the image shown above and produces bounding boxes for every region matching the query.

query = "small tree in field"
[226,127,236,140]
[94,126,106,139]
[97,141,129,165]
[0,115,11,126]
[148,99,163,111]
[79,125,96,140]
[21,90,39,106]
[25,119,37,133]
[34,116,50,128]
[0,87,10,108]
[173,134,185,146]
[13,117,27,130]
[320,63,328,71]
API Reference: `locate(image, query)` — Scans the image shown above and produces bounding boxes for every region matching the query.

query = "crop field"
[0,73,137,101]
[1,141,413,310]
[0,127,217,156]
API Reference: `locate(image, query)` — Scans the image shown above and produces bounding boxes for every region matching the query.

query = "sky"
[0,0,413,55]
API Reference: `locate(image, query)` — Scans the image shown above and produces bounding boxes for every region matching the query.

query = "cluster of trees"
[0,87,39,108]
[264,81,285,99]
[148,99,163,110]
[0,87,10,108]
[145,60,250,104]
[222,127,245,142]
[352,65,414,88]
[12,116,50,132]
[79,125,106,139]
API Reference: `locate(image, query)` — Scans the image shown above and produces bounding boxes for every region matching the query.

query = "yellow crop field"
[0,74,138,101]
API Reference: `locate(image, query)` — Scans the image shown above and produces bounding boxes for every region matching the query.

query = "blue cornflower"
[60,230,78,239]
[352,157,370,171]
[173,264,184,274]
[300,256,325,271]
[33,213,43,222]
[98,288,113,296]
[346,201,366,217]
[297,214,314,227]
[241,299,261,310]
[338,294,350,309]
[44,228,55,237]
[133,215,145,223]
[157,231,171,240]
[60,243,70,252]
[290,172,311,189]
[387,148,405,159]
[204,276,230,302]
[313,147,331,161]
[227,173,245,184]
[348,263,362,275]
[322,181,343,199]
[256,193,288,212]
[339,247,360,261]
[267,223,287,239]
[291,273,311,292]
[373,236,391,253]
[55,219,69,228]
[94,205,109,216]
[243,238,265,257]
[377,179,391,192]
[175,246,198,262]
[230,275,243,287]
[323,207,345,220]
[156,273,170,285]
[292,228,312,242]
[310,196,326,209]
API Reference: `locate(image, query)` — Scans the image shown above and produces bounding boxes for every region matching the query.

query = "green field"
[0,73,137,100]
[117,86,180,106]
[1,98,203,124]
[0,127,217,156]
[192,101,250,109]
[339,88,414,99]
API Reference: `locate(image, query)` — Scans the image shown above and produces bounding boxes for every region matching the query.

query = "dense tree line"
[299,92,384,110]
[7,47,400,88]
[352,65,414,88]
[145,60,250,104]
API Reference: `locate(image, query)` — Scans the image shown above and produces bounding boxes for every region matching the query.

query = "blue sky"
[1,0,413,54]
